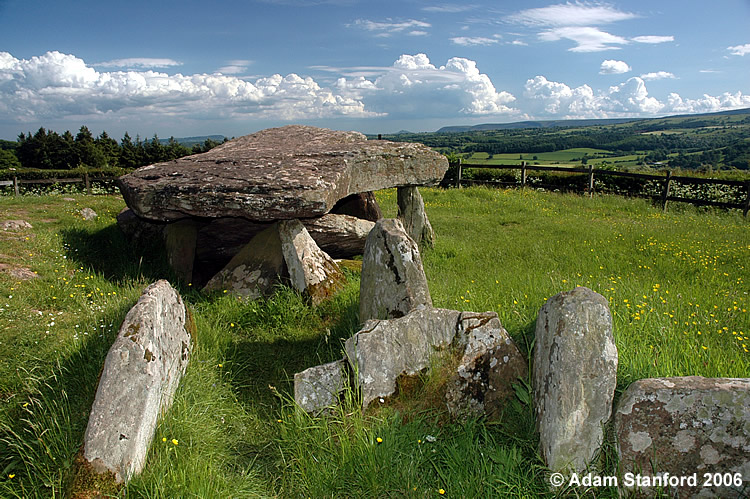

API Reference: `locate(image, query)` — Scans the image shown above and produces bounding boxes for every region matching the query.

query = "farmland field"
[1,188,748,497]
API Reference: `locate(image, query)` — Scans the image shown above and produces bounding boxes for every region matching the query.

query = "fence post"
[744,181,750,218]
[521,161,527,188]
[456,159,462,188]
[13,176,19,196]
[661,170,672,212]
[587,164,594,198]
[84,172,91,195]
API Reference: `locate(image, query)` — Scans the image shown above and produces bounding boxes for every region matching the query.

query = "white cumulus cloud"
[0,51,376,124]
[640,71,675,80]
[728,43,750,56]
[335,53,516,117]
[600,60,631,74]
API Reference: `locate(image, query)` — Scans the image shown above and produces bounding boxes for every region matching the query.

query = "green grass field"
[1,188,748,497]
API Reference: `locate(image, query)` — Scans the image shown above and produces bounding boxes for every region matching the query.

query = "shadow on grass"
[0,301,134,497]
[59,225,174,286]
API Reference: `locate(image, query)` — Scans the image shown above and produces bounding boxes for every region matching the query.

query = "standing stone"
[445,312,528,420]
[278,219,345,305]
[397,186,435,247]
[359,218,432,323]
[83,280,191,483]
[294,359,348,413]
[615,377,750,498]
[331,191,383,222]
[533,287,618,473]
[203,223,286,298]
[345,307,461,409]
[164,219,201,284]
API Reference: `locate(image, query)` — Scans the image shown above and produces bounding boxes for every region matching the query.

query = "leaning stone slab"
[203,223,286,299]
[397,186,435,247]
[445,312,527,420]
[118,125,448,222]
[83,280,191,483]
[359,218,432,323]
[278,219,345,305]
[302,214,375,259]
[533,286,618,474]
[615,376,750,498]
[345,307,461,409]
[294,359,348,413]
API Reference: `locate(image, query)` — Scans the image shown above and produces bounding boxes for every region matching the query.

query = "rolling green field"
[465,149,643,169]
[1,188,748,497]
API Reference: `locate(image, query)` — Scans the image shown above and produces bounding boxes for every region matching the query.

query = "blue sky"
[1,0,749,140]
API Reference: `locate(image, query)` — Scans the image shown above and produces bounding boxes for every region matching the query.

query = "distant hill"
[435,108,750,133]
[159,135,226,147]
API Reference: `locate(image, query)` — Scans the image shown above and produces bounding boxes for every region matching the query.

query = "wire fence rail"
[453,161,750,217]
[0,173,119,196]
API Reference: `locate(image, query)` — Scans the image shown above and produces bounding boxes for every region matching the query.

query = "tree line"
[0,126,226,170]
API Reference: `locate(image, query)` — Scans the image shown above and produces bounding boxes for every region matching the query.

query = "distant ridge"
[434,108,750,133]
[159,135,226,147]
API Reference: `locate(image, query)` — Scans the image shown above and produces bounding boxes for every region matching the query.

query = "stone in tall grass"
[83,280,191,483]
[294,359,348,413]
[533,286,618,473]
[615,376,750,498]
[397,186,435,247]
[359,218,432,322]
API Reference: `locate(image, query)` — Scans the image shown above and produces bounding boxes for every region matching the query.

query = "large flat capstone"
[118,125,448,222]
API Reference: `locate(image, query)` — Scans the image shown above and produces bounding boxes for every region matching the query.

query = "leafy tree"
[0,148,21,169]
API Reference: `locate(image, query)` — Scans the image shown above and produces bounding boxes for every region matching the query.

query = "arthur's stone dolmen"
[117,125,447,291]
[359,218,432,323]
[615,376,750,498]
[533,286,618,474]
[82,280,191,483]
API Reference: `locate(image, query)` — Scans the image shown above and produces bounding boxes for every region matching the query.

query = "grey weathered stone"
[359,218,432,323]
[533,286,618,473]
[118,125,448,223]
[80,207,98,220]
[397,186,435,247]
[294,359,348,413]
[164,219,201,284]
[278,219,345,305]
[302,214,375,259]
[83,280,191,483]
[331,191,383,222]
[203,223,286,298]
[0,263,38,280]
[345,307,460,409]
[1,219,32,230]
[615,376,750,498]
[445,312,527,420]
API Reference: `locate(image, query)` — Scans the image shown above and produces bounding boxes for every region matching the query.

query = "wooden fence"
[0,173,119,196]
[453,161,750,217]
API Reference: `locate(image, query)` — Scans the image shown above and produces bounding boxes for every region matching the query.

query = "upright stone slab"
[164,219,200,283]
[83,280,191,483]
[345,307,461,409]
[203,223,286,298]
[359,218,432,323]
[118,125,448,223]
[397,186,435,247]
[445,312,528,420]
[533,287,618,473]
[615,377,750,498]
[278,219,345,305]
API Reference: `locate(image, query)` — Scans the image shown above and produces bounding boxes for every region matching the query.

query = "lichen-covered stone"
[80,207,98,220]
[202,223,286,298]
[533,286,618,473]
[359,218,432,323]
[1,219,32,230]
[445,312,527,420]
[83,280,190,483]
[345,307,460,409]
[301,214,375,259]
[397,186,435,247]
[118,125,447,222]
[615,376,750,498]
[294,359,348,413]
[278,219,345,305]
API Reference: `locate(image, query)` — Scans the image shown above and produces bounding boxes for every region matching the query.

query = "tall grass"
[0,188,747,497]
